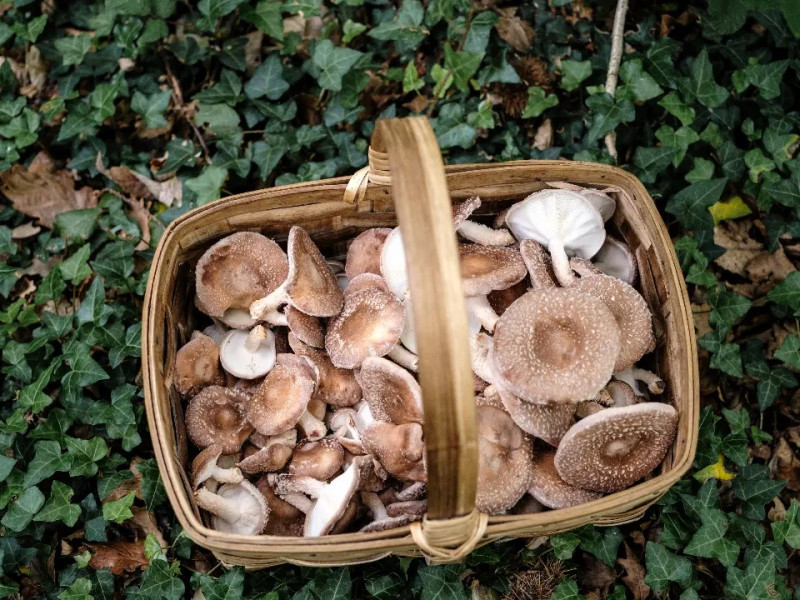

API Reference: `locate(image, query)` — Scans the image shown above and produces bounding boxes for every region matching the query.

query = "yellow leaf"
[694,454,736,483]
[708,195,752,226]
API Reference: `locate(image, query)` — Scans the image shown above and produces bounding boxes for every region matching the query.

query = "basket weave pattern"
[142,118,699,568]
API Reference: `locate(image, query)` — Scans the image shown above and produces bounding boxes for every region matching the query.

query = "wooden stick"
[603,0,629,160]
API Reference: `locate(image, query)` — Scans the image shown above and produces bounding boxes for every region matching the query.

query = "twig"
[603,0,629,161]
[163,58,212,163]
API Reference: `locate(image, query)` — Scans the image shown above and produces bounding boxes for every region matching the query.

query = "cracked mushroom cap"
[346,228,392,280]
[325,281,405,369]
[554,402,679,493]
[359,357,423,425]
[528,449,603,509]
[186,386,253,454]
[289,438,345,481]
[459,244,528,297]
[504,189,606,287]
[219,326,277,380]
[362,422,426,483]
[497,387,575,447]
[174,332,225,397]
[475,397,534,514]
[195,479,269,535]
[246,354,316,436]
[289,333,362,408]
[592,237,637,285]
[569,261,655,372]
[195,232,289,319]
[492,288,621,404]
[285,305,325,348]
[287,226,345,317]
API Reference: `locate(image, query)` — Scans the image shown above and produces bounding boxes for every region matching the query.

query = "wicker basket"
[142,118,699,569]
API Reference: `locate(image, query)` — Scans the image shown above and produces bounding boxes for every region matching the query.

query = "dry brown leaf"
[495,9,535,52]
[103,476,140,503]
[578,555,616,595]
[128,507,167,548]
[118,57,135,72]
[124,197,152,251]
[618,544,650,600]
[769,437,800,491]
[21,46,47,98]
[21,258,51,278]
[0,57,25,84]
[745,248,796,290]
[95,154,154,199]
[87,541,148,575]
[713,221,762,277]
[768,497,787,522]
[0,154,97,228]
[11,222,41,239]
[403,95,428,114]
[244,30,264,71]
[533,119,554,151]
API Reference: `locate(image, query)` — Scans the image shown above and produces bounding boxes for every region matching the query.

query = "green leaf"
[666,178,727,231]
[767,271,800,310]
[76,277,106,326]
[126,557,185,600]
[1,486,45,531]
[194,104,240,136]
[742,60,790,100]
[33,481,81,526]
[549,579,585,600]
[585,94,635,142]
[55,208,102,242]
[418,565,467,600]
[561,60,592,92]
[725,557,778,600]
[633,146,674,183]
[658,91,695,126]
[550,532,581,559]
[59,578,92,600]
[443,45,482,92]
[655,125,699,167]
[365,575,405,600]
[644,542,693,592]
[131,90,172,130]
[342,20,368,44]
[198,567,245,600]
[732,464,786,520]
[521,86,559,119]
[619,59,663,101]
[66,436,109,477]
[195,70,242,104]
[62,349,109,393]
[133,459,167,510]
[680,49,728,108]
[241,1,284,40]
[60,244,92,285]
[744,148,776,183]
[102,491,136,524]
[772,499,800,548]
[23,440,72,488]
[245,55,288,100]
[403,62,424,94]
[578,526,623,567]
[185,166,229,206]
[55,35,93,66]
[312,40,364,92]
[367,0,426,49]
[683,507,739,567]
[710,343,744,377]
[709,288,752,330]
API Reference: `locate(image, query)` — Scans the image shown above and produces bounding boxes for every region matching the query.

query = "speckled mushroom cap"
[359,357,423,425]
[519,240,557,289]
[345,272,390,296]
[492,288,621,404]
[325,282,405,369]
[568,261,655,372]
[346,228,392,280]
[174,332,224,397]
[592,237,637,285]
[237,438,294,474]
[286,226,345,317]
[246,354,316,436]
[256,477,305,537]
[185,386,253,454]
[459,244,528,297]
[191,444,243,489]
[497,387,575,446]
[289,333,362,408]
[362,422,426,483]
[195,232,289,319]
[452,196,482,228]
[475,397,534,514]
[554,402,679,493]
[194,479,269,535]
[289,438,345,481]
[285,305,325,348]
[528,449,604,509]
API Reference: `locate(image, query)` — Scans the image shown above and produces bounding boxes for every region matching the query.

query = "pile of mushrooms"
[173,183,679,536]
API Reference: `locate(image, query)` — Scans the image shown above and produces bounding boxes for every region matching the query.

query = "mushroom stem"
[211,466,244,484]
[386,345,418,372]
[548,238,575,287]
[396,482,427,502]
[354,401,376,432]
[245,325,268,353]
[195,487,245,524]
[250,280,289,320]
[614,367,665,395]
[361,492,388,520]
[457,220,515,246]
[270,474,326,498]
[466,296,500,333]
[519,240,557,289]
[264,309,289,327]
[297,411,327,441]
[282,492,314,513]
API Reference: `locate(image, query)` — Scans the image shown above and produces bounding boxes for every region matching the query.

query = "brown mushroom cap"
[492,288,621,404]
[459,244,528,297]
[569,263,655,372]
[196,232,288,319]
[289,333,362,408]
[452,196,482,228]
[325,283,405,369]
[191,444,243,489]
[237,440,294,474]
[528,450,603,509]
[475,399,534,514]
[519,240,557,289]
[256,476,305,536]
[345,228,392,280]
[174,332,224,397]
[287,226,344,317]
[246,354,316,435]
[289,438,345,481]
[487,280,528,317]
[359,357,423,425]
[362,422,426,483]
[186,386,253,454]
[497,387,575,446]
[554,403,679,493]
[345,272,389,296]
[285,305,325,348]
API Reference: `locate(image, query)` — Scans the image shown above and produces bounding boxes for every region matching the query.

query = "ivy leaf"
[577,526,623,567]
[683,507,739,567]
[655,125,699,167]
[666,178,727,231]
[133,459,167,510]
[23,440,72,488]
[619,59,663,102]
[198,567,245,600]
[59,578,93,600]
[342,20,368,44]
[550,532,581,559]
[241,1,284,40]
[61,348,109,395]
[403,62,424,94]
[245,55,289,101]
[418,564,467,600]
[680,49,728,108]
[365,575,405,600]
[633,146,675,183]
[185,166,229,206]
[550,579,586,600]
[521,87,559,119]
[771,499,800,549]
[32,481,81,526]
[732,464,786,520]
[644,542,693,592]
[725,557,778,600]
[367,0,426,50]
[741,60,789,100]
[131,90,172,130]
[1,486,45,531]
[708,288,752,330]
[443,45,482,92]
[126,557,185,600]
[59,243,92,285]
[561,60,592,92]
[66,436,109,477]
[659,91,695,125]
[585,93,635,142]
[312,40,364,92]
[710,343,744,377]
[102,491,136,524]
[767,271,800,310]
[55,35,93,66]
[709,195,752,225]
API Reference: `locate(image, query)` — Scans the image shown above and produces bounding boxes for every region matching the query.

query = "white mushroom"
[219,325,277,379]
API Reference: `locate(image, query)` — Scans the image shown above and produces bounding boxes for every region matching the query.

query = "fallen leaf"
[127,507,167,549]
[533,119,554,150]
[21,46,47,98]
[87,541,148,575]
[403,94,428,114]
[713,221,762,277]
[768,497,787,522]
[11,222,41,239]
[745,248,795,293]
[102,477,139,503]
[769,437,800,491]
[495,9,535,52]
[118,57,135,72]
[578,554,616,595]
[0,154,97,228]
[0,56,25,84]
[709,195,752,225]
[244,29,264,72]
[95,153,181,207]
[21,258,51,278]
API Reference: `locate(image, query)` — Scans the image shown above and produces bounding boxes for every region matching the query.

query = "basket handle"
[369,119,479,524]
